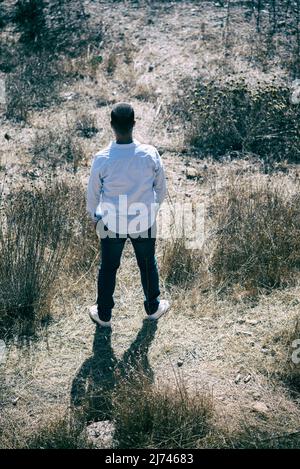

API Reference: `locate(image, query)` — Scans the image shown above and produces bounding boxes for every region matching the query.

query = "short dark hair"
[111,102,135,133]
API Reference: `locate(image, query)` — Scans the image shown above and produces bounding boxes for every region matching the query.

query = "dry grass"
[1,0,300,450]
[0,182,72,336]
[31,127,85,172]
[209,178,300,291]
[161,236,204,288]
[113,374,213,449]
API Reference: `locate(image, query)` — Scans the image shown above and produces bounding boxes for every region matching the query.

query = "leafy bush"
[13,0,47,47]
[179,77,300,163]
[210,179,300,290]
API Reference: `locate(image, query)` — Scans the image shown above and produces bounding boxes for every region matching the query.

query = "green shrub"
[13,0,47,47]
[179,77,300,163]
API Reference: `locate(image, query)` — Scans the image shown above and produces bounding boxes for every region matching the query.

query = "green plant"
[178,77,300,163]
[13,0,47,47]
[12,0,102,57]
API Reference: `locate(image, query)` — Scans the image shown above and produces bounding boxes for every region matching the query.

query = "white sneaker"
[147,300,170,321]
[89,305,112,327]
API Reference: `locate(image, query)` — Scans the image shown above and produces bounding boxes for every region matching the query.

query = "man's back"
[87,139,166,234]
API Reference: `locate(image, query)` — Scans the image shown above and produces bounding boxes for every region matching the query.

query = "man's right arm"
[153,150,167,205]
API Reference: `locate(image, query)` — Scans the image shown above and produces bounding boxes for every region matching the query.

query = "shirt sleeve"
[153,150,167,205]
[86,155,102,222]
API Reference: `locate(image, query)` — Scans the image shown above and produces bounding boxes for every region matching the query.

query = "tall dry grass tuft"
[210,179,300,291]
[25,414,92,449]
[0,181,72,335]
[263,316,300,394]
[0,410,92,449]
[161,236,204,288]
[113,375,213,449]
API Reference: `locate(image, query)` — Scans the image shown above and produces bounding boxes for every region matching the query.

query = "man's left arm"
[86,156,101,228]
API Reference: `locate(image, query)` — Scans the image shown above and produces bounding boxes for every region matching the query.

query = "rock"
[246,319,260,326]
[234,373,241,384]
[251,402,269,415]
[86,420,115,449]
[148,64,154,72]
[236,330,253,336]
[252,392,261,401]
[60,91,79,101]
[186,167,199,179]
[177,359,184,367]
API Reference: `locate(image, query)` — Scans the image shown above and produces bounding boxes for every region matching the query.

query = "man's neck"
[115,134,133,144]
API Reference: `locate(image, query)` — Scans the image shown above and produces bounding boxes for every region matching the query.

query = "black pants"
[97,226,160,321]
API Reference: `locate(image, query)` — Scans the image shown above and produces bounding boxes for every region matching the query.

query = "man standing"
[87,102,170,327]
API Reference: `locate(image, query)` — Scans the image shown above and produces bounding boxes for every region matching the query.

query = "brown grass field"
[1,0,300,449]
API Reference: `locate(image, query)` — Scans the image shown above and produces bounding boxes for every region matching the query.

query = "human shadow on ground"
[70,319,157,422]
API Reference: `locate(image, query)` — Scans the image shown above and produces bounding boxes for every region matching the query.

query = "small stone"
[236,330,253,336]
[234,373,241,384]
[186,167,198,179]
[246,319,259,326]
[86,420,115,449]
[252,392,261,401]
[251,402,269,415]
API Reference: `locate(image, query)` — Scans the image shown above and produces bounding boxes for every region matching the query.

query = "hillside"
[1,0,300,448]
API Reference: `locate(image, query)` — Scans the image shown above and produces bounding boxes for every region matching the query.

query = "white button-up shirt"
[86,139,167,234]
